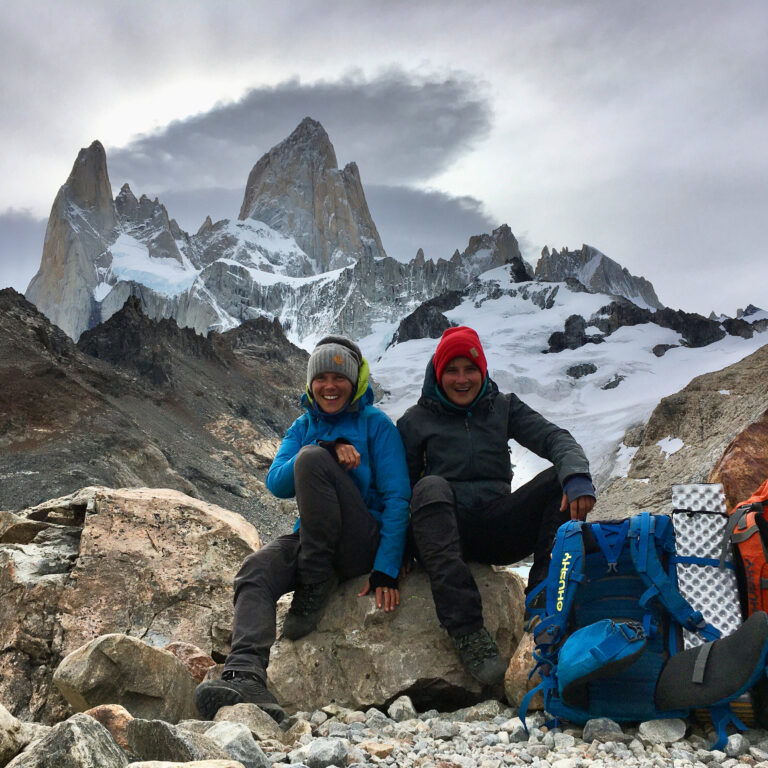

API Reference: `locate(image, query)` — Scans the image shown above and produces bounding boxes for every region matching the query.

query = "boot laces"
[221,671,277,703]
[455,628,498,664]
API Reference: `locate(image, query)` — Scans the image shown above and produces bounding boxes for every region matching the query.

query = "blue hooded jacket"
[266,363,410,580]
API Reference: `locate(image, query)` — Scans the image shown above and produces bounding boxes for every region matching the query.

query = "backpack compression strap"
[720,503,768,615]
[628,512,721,642]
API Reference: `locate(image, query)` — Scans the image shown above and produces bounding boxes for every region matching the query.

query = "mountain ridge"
[0,287,305,536]
[26,119,665,346]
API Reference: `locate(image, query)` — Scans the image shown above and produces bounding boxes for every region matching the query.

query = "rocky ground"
[3,694,768,767]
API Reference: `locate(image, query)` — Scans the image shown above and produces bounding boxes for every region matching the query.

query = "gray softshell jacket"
[396,361,592,510]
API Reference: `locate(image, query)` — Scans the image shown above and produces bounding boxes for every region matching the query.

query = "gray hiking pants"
[224,445,380,678]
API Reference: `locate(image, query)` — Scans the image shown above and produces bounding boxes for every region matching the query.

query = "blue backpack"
[522,512,768,749]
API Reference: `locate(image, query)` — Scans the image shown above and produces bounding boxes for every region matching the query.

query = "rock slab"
[5,713,127,768]
[213,703,283,742]
[126,719,230,763]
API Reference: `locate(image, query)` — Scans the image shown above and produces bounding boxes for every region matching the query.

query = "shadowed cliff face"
[24,141,117,339]
[591,342,768,520]
[0,288,306,539]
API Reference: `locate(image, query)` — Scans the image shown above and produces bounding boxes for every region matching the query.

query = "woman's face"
[311,372,354,414]
[440,356,483,407]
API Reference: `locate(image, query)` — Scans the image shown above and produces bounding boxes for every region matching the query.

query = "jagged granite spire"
[26,141,117,339]
[535,244,663,310]
[238,117,387,271]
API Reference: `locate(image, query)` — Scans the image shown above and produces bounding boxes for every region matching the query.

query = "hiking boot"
[194,670,286,723]
[452,626,507,686]
[282,573,339,641]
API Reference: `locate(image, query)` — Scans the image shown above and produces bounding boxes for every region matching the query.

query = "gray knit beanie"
[307,335,362,388]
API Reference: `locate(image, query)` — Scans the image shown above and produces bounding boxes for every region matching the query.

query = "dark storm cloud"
[0,210,46,291]
[362,185,497,263]
[108,70,492,194]
[157,188,246,233]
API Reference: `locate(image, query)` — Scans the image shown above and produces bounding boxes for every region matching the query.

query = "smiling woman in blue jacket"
[195,335,410,722]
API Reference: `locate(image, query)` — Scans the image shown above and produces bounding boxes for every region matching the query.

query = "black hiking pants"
[224,445,380,679]
[410,467,567,636]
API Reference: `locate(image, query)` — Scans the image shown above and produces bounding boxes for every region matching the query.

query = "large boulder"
[0,487,261,723]
[53,634,199,723]
[709,408,768,510]
[268,564,525,713]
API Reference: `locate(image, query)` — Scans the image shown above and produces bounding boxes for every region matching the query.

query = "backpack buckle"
[606,561,618,573]
[618,620,645,641]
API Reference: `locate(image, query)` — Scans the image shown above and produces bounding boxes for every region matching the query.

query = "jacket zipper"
[465,411,473,476]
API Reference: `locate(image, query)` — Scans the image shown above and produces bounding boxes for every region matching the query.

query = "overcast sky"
[1,0,766,315]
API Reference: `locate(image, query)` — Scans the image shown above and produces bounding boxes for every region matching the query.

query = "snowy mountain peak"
[535,243,663,310]
[463,224,532,282]
[237,117,386,271]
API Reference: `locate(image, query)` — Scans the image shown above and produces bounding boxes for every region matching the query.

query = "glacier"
[367,265,768,492]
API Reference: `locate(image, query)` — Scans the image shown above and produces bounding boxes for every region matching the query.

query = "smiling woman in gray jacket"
[397,326,596,686]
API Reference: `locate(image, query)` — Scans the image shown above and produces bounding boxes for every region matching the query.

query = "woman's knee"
[294,444,334,477]
[234,537,298,593]
[411,475,454,515]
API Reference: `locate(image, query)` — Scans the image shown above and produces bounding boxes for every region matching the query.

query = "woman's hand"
[358,580,400,612]
[335,443,361,470]
[560,493,595,521]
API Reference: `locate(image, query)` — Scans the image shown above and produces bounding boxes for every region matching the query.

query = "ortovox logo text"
[556,552,572,612]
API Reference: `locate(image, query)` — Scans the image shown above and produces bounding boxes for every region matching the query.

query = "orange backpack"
[721,478,768,616]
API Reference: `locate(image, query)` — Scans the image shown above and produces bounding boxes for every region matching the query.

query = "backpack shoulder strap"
[538,520,586,639]
[528,521,587,674]
[719,503,757,568]
[628,512,720,642]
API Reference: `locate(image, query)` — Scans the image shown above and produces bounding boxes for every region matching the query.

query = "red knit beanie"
[433,326,488,383]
